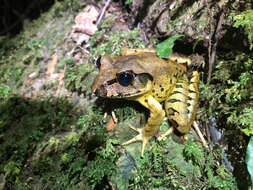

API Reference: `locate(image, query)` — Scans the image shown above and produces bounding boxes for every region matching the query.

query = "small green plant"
[0,63,25,86]
[184,143,237,189]
[133,146,170,189]
[27,40,41,51]
[3,161,21,183]
[4,161,21,176]
[124,0,133,4]
[228,108,253,136]
[0,85,11,99]
[239,108,253,136]
[82,139,120,189]
[58,57,75,69]
[232,9,253,50]
[60,153,74,165]
[183,141,205,167]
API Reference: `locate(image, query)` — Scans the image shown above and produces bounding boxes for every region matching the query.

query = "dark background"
[0,0,55,36]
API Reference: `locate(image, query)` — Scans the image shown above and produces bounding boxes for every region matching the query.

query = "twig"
[111,111,118,123]
[96,0,112,25]
[207,6,225,81]
[206,0,214,82]
[108,181,116,190]
[193,121,209,149]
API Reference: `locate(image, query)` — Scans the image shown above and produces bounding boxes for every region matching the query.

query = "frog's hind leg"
[187,71,199,126]
[159,71,199,140]
[169,54,192,67]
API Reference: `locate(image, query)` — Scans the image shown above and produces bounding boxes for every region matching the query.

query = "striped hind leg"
[159,72,199,139]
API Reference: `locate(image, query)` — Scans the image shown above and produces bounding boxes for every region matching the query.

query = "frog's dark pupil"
[117,72,133,86]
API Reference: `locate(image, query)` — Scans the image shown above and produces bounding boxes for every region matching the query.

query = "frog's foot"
[157,127,174,141]
[122,125,151,157]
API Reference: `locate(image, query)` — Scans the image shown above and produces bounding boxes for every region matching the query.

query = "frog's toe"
[121,133,143,146]
[122,126,151,157]
[157,127,174,141]
[121,125,143,146]
[141,138,150,157]
[122,135,150,157]
[128,125,142,133]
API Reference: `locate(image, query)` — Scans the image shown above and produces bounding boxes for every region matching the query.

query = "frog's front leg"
[160,71,199,139]
[122,95,165,157]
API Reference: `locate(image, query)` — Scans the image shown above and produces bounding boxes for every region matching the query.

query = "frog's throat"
[109,80,153,99]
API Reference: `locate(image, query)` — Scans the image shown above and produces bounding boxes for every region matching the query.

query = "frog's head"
[92,55,153,98]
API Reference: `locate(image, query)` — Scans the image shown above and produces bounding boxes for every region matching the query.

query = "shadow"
[94,97,149,129]
[96,97,148,115]
[0,95,79,163]
[132,0,155,27]
[218,27,250,53]
[224,128,251,189]
[0,95,109,189]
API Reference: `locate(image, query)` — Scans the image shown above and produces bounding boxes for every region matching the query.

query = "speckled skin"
[92,48,199,156]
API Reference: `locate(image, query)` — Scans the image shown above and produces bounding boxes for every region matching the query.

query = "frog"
[92,48,199,157]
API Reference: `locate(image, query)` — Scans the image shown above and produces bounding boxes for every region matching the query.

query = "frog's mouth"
[94,80,153,98]
[94,81,152,98]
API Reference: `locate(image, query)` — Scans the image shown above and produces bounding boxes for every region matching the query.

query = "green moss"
[83,139,120,188]
[199,53,253,134]
[89,28,145,57]
[64,63,97,95]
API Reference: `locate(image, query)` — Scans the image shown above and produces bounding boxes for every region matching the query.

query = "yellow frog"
[92,48,199,157]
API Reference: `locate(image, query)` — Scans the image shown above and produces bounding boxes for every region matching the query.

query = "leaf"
[156,34,184,58]
[246,136,253,185]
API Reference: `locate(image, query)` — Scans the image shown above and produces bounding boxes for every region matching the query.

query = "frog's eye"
[117,71,134,86]
[96,57,101,69]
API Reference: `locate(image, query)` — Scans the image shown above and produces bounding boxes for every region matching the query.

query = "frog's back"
[114,53,186,77]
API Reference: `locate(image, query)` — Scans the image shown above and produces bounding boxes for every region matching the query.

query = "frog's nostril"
[94,89,99,96]
[94,85,107,97]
